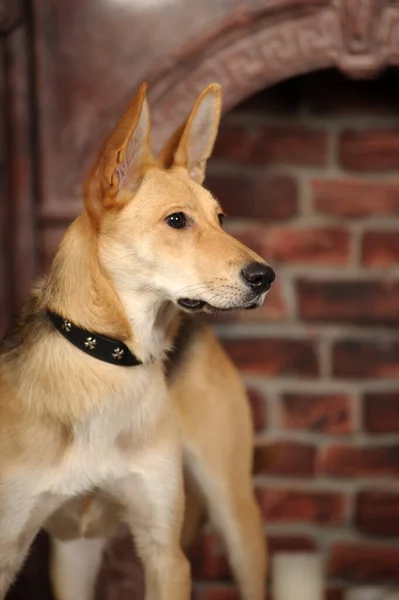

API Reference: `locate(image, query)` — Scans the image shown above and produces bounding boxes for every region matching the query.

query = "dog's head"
[84,83,275,314]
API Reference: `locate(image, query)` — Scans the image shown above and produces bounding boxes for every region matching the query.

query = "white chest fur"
[42,363,168,497]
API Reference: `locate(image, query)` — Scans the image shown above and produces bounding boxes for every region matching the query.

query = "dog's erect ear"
[158,83,222,184]
[84,82,152,222]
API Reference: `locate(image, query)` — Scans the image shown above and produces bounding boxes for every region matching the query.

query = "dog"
[0,82,274,600]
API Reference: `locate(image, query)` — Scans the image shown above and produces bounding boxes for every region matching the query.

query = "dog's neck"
[42,213,178,364]
[116,289,179,362]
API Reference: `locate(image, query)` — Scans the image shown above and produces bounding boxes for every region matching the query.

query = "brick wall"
[11,69,399,600]
[191,69,399,599]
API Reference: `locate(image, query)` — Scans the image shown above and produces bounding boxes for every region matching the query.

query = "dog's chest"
[60,412,134,493]
[48,373,167,496]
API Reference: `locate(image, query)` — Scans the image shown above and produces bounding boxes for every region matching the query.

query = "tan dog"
[0,83,274,600]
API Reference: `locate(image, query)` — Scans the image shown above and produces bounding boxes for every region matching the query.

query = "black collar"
[47,311,142,367]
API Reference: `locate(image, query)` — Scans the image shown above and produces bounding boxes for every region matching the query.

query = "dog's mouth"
[178,298,207,311]
[177,297,262,313]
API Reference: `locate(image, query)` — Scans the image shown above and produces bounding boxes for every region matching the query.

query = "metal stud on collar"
[61,319,72,332]
[112,347,124,360]
[84,336,97,350]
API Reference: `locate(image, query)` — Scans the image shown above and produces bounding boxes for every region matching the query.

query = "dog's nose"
[241,262,275,293]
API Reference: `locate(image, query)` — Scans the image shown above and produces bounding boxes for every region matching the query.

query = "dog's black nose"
[241,262,275,293]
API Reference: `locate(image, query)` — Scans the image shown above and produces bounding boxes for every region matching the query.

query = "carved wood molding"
[340,0,384,54]
[150,0,399,150]
[0,0,22,34]
[34,0,399,218]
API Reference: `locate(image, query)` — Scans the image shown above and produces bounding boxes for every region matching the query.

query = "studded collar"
[47,311,142,367]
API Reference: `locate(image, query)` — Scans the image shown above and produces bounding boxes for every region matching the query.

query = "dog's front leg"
[106,435,190,600]
[0,484,63,598]
[0,531,29,598]
[0,489,37,597]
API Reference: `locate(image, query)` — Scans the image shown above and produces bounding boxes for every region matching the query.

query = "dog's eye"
[218,214,225,227]
[166,212,187,229]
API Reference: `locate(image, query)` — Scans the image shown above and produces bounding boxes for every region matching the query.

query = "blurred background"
[2,0,399,599]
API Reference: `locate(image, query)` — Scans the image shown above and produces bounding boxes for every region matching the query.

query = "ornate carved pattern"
[150,0,399,150]
[151,8,339,147]
[0,0,22,33]
[340,0,385,53]
[335,0,398,76]
[380,5,399,63]
[34,0,399,214]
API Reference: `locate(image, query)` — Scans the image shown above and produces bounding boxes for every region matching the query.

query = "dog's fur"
[0,83,269,600]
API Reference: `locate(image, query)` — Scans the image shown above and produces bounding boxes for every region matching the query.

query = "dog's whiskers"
[201,284,243,307]
[174,280,228,298]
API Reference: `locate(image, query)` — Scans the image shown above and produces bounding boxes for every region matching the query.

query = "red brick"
[364,392,399,434]
[234,227,350,266]
[217,280,287,323]
[333,339,399,379]
[268,534,318,555]
[297,280,399,325]
[102,583,144,600]
[196,587,238,600]
[227,227,264,257]
[318,444,399,478]
[247,387,268,432]
[326,587,344,600]
[212,124,257,165]
[339,130,399,171]
[223,338,318,377]
[313,179,399,218]
[362,231,399,267]
[254,442,316,477]
[188,533,230,581]
[205,171,298,220]
[355,490,399,536]
[328,542,399,582]
[213,123,329,167]
[256,487,347,524]
[97,528,144,598]
[106,526,135,563]
[281,392,352,434]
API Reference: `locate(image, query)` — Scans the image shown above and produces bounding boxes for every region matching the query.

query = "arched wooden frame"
[150,0,399,150]
[30,0,399,220]
[2,0,399,335]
